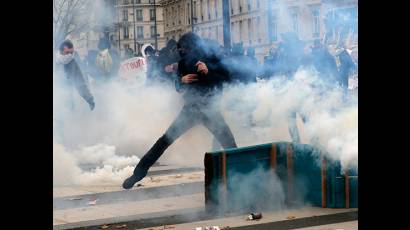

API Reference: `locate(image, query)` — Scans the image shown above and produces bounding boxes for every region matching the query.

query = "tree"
[53,0,92,49]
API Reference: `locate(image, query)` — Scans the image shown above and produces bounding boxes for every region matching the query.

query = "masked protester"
[122,32,237,189]
[95,37,120,81]
[336,46,356,94]
[56,40,95,111]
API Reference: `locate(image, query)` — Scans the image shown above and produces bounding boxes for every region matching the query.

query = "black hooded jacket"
[176,33,230,104]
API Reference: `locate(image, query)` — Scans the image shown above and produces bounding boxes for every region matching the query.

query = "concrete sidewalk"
[53,165,358,230]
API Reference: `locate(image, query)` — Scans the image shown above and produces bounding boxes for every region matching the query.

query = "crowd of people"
[55,31,358,190]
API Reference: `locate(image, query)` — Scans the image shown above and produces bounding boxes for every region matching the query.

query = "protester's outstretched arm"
[71,61,95,110]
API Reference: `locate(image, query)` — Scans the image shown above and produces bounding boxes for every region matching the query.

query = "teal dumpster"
[204,142,357,213]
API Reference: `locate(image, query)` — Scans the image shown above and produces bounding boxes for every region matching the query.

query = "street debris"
[246,213,262,220]
[87,199,98,205]
[173,174,183,178]
[67,197,82,201]
[136,183,143,187]
[164,225,175,229]
[100,224,110,229]
[195,227,220,230]
[148,227,162,230]
[115,224,127,229]
[220,227,231,230]
[188,175,201,180]
[286,215,296,220]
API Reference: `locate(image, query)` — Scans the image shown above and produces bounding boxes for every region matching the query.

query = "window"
[165,9,168,26]
[200,0,204,21]
[137,26,143,38]
[194,1,197,18]
[248,0,251,11]
[135,0,141,3]
[256,0,260,9]
[123,10,128,21]
[124,0,129,4]
[149,0,155,3]
[187,3,191,24]
[239,1,242,13]
[272,15,277,41]
[291,11,299,34]
[136,9,143,21]
[124,44,130,49]
[248,18,252,43]
[131,0,134,4]
[150,9,155,21]
[215,0,218,18]
[230,0,233,15]
[207,0,210,20]
[231,22,234,42]
[256,16,261,42]
[151,26,156,38]
[123,26,129,38]
[312,9,320,38]
[172,7,175,25]
[239,20,243,41]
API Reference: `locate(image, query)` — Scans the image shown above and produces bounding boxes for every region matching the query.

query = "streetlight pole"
[222,0,231,50]
[117,3,121,52]
[132,0,137,54]
[190,0,194,32]
[153,0,158,50]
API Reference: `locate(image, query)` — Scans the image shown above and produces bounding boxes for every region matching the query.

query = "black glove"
[89,100,95,111]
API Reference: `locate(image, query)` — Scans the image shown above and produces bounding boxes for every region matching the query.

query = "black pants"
[134,103,237,173]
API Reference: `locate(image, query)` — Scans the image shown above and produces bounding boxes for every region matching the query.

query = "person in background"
[262,48,279,79]
[144,45,159,84]
[225,43,257,84]
[56,40,95,111]
[122,32,237,189]
[245,47,260,79]
[336,45,356,95]
[309,39,339,85]
[155,39,181,85]
[124,47,135,60]
[95,37,120,81]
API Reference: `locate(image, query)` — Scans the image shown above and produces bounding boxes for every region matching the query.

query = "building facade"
[159,0,194,41]
[160,0,357,61]
[110,0,166,57]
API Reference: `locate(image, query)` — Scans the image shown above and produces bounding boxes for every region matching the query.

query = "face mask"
[56,52,74,65]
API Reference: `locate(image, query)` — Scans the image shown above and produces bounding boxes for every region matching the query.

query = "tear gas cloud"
[53,0,357,186]
[53,68,357,186]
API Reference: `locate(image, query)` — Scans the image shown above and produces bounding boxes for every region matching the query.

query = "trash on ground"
[246,212,262,220]
[68,197,82,201]
[286,215,296,220]
[100,224,110,229]
[115,224,127,229]
[164,225,175,229]
[136,183,143,187]
[87,199,98,205]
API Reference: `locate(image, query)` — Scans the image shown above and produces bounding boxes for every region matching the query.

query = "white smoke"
[53,65,357,186]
